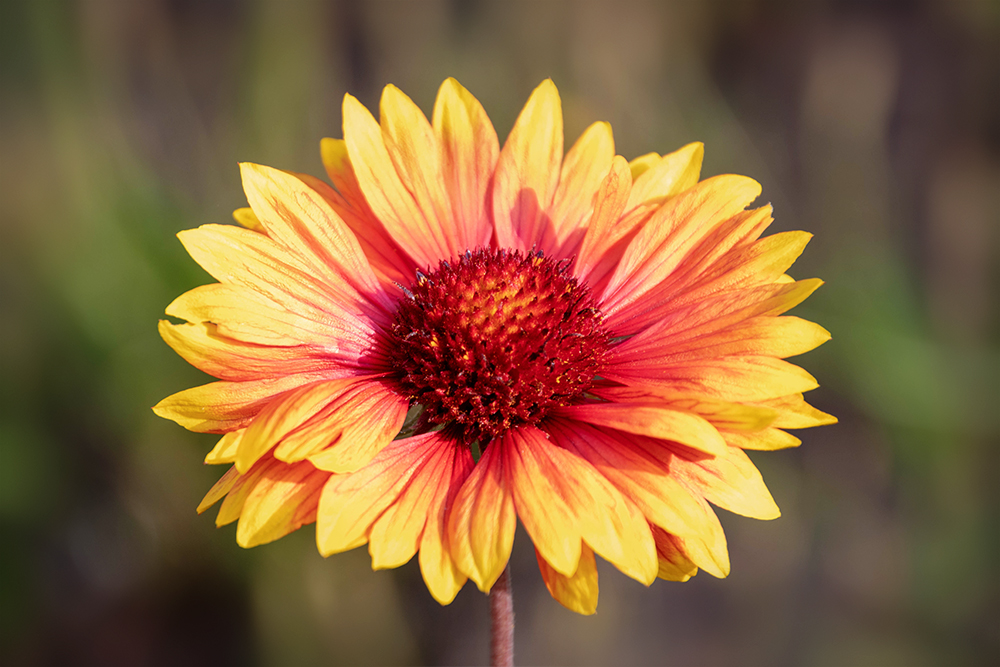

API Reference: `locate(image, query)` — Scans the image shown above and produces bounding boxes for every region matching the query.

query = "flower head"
[155,78,835,614]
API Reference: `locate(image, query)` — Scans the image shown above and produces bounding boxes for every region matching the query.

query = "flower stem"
[490,564,514,667]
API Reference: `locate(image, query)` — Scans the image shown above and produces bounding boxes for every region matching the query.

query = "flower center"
[387,248,611,444]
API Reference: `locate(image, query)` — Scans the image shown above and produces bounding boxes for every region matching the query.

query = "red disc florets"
[387,248,611,444]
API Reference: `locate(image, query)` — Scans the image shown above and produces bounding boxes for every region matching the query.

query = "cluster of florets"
[387,248,611,444]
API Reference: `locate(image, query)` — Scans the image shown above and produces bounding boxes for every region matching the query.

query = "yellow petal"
[554,403,727,456]
[432,78,499,251]
[546,121,615,256]
[571,155,633,282]
[672,447,780,520]
[236,461,327,548]
[158,320,349,382]
[166,283,328,347]
[627,152,660,180]
[239,163,387,312]
[602,174,762,318]
[724,428,802,451]
[491,79,563,251]
[536,545,599,615]
[589,386,778,432]
[153,375,325,433]
[755,393,838,429]
[506,427,657,585]
[232,207,263,231]
[343,92,450,267]
[197,465,240,513]
[205,429,243,464]
[650,525,699,581]
[447,442,516,592]
[235,378,366,473]
[625,141,703,212]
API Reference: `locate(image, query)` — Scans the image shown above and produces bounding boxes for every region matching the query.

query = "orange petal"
[491,79,563,251]
[545,121,615,257]
[418,439,475,604]
[153,374,328,433]
[432,78,499,251]
[380,85,471,258]
[601,174,762,318]
[343,92,451,267]
[536,545,599,615]
[239,163,389,314]
[554,403,726,456]
[505,427,657,585]
[447,441,517,592]
[236,460,328,547]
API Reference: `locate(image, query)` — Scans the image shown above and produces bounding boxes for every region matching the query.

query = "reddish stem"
[490,564,514,667]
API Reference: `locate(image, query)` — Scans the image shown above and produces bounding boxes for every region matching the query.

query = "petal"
[670,447,781,520]
[625,142,704,213]
[754,393,838,429]
[158,320,354,382]
[604,355,819,402]
[153,375,327,433]
[177,224,379,342]
[553,403,726,456]
[590,386,778,432]
[505,427,657,585]
[491,79,563,251]
[432,78,499,251]
[205,428,243,464]
[239,163,389,313]
[166,283,331,347]
[548,420,730,577]
[343,92,451,267]
[447,441,517,592]
[536,545,599,615]
[724,428,802,451]
[236,460,328,547]
[235,377,373,472]
[232,207,263,232]
[295,163,417,288]
[368,436,472,572]
[316,432,474,596]
[545,121,616,257]
[600,175,762,318]
[571,156,633,283]
[197,465,240,513]
[417,441,476,605]
[650,525,699,582]
[380,85,468,257]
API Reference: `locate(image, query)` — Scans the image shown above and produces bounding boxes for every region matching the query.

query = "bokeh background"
[2,0,998,665]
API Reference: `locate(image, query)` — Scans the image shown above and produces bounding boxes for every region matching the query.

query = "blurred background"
[1,0,998,664]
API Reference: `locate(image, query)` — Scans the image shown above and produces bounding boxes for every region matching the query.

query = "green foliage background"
[1,0,998,664]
